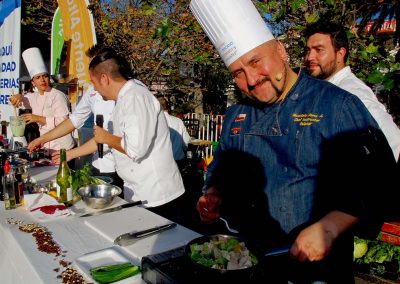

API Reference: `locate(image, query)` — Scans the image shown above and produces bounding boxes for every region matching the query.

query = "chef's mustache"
[248,76,270,91]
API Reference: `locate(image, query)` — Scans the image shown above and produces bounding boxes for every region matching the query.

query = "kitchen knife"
[114,223,177,247]
[79,200,145,217]
[264,246,290,257]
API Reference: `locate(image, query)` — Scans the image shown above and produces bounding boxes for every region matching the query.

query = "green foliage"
[71,164,103,193]
[21,0,400,120]
[354,236,400,279]
[290,0,307,11]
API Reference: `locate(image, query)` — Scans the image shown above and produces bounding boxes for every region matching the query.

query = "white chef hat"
[22,47,48,79]
[190,0,274,67]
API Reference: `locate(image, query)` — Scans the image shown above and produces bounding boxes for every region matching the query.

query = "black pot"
[185,234,264,282]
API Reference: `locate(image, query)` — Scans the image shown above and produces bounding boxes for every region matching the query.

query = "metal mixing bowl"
[78,184,122,209]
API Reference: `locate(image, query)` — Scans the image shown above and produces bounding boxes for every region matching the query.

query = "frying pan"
[185,234,289,282]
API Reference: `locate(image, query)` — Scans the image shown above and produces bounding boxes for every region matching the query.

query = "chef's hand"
[28,138,44,152]
[93,125,111,145]
[196,186,222,224]
[290,221,334,262]
[20,113,45,125]
[52,150,72,165]
[9,93,23,107]
[290,211,358,262]
[51,151,61,165]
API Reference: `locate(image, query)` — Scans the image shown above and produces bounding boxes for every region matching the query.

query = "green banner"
[51,7,64,75]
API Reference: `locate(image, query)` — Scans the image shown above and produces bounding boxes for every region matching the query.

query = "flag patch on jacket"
[235,113,247,122]
[231,127,241,135]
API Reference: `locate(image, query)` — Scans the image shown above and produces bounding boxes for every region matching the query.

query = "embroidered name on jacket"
[234,113,247,122]
[292,113,324,126]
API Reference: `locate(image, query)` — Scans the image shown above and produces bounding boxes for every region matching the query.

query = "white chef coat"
[329,66,400,160]
[69,86,116,173]
[163,111,191,161]
[111,79,185,207]
[23,88,75,151]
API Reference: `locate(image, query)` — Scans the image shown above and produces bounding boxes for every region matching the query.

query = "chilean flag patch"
[234,113,247,122]
[231,127,241,135]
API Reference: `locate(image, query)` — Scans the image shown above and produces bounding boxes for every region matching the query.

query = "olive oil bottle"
[3,160,17,210]
[56,149,72,206]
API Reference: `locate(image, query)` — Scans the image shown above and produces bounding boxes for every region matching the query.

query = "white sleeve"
[69,90,93,129]
[340,79,400,160]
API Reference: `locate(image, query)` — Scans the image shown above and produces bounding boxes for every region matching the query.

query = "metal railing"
[183,113,224,158]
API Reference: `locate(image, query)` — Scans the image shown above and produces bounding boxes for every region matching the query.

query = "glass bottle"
[0,146,7,201]
[14,166,24,205]
[3,160,17,210]
[56,149,72,206]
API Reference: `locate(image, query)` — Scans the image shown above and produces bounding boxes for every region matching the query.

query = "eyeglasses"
[32,74,50,81]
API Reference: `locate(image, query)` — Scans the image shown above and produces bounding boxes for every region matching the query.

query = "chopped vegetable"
[354,236,369,260]
[190,236,258,270]
[90,262,140,283]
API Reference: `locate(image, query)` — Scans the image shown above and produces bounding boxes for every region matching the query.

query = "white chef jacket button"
[284,167,288,172]
[272,127,278,134]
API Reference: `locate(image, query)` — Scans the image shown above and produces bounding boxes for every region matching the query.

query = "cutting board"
[83,206,201,259]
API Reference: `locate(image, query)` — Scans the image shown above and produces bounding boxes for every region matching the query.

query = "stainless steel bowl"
[78,184,122,209]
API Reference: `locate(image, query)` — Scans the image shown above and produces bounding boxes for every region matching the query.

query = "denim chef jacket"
[205,71,380,234]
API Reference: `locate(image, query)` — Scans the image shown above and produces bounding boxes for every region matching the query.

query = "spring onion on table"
[90,262,140,283]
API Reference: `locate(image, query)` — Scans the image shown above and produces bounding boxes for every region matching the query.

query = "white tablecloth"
[0,167,201,284]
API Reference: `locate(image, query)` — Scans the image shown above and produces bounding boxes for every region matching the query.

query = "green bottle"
[3,160,17,210]
[56,149,72,206]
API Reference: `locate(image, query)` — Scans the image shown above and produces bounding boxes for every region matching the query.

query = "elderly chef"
[190,0,396,283]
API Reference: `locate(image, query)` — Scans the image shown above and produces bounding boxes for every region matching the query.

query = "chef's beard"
[307,58,337,80]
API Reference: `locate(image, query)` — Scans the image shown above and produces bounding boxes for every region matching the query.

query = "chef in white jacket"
[67,47,185,221]
[304,21,400,161]
[28,85,124,193]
